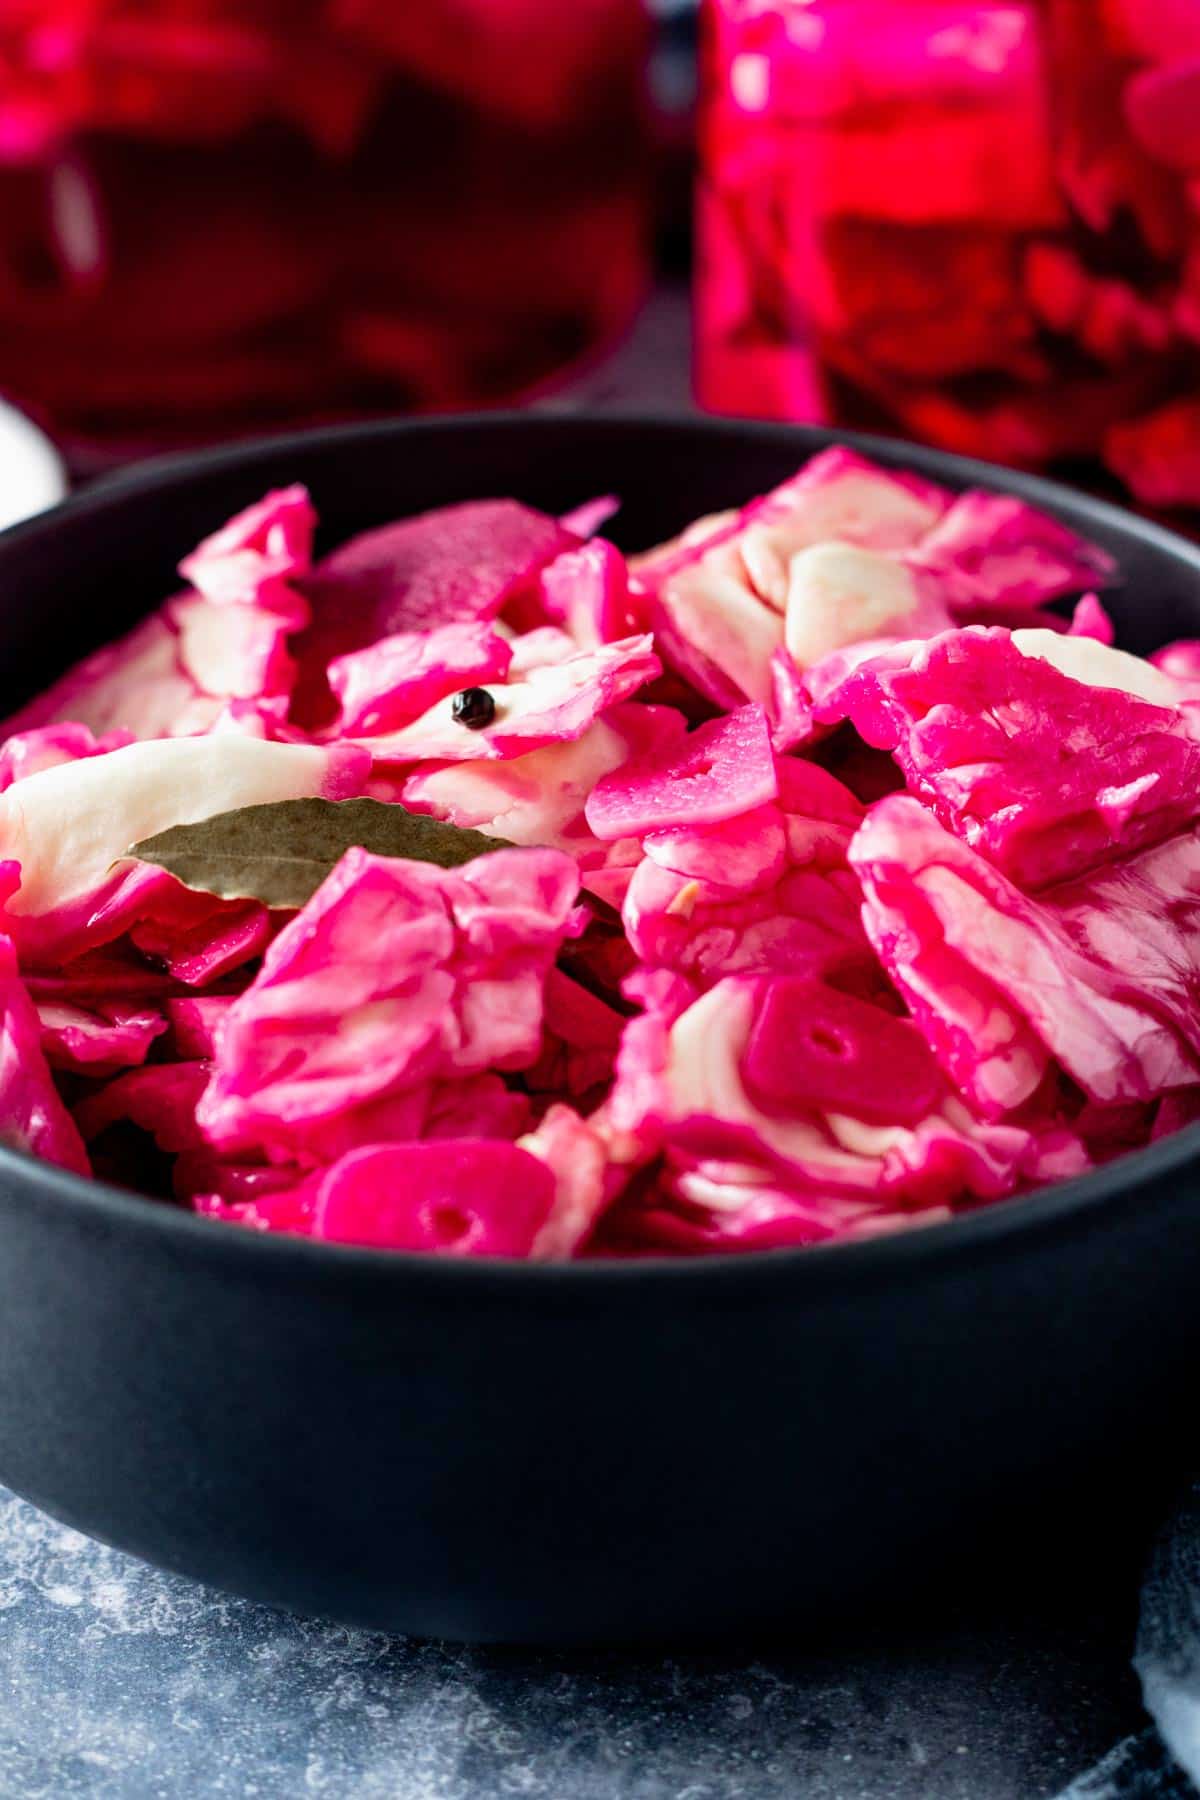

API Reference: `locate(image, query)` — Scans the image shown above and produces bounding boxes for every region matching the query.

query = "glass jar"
[0,1,650,468]
[695,0,1200,510]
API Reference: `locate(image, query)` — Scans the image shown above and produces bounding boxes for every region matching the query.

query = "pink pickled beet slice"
[585,704,778,842]
[312,1140,555,1255]
[741,977,944,1128]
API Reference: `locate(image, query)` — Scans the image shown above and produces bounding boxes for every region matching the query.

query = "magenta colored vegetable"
[537,539,646,649]
[851,796,1200,1113]
[585,704,778,840]
[905,492,1115,614]
[1069,596,1115,645]
[292,498,577,725]
[814,625,1200,888]
[39,997,167,1076]
[0,448,1192,1257]
[0,936,90,1175]
[75,1062,212,1154]
[328,623,513,736]
[313,1141,556,1254]
[742,977,944,1127]
[0,723,135,791]
[302,498,575,640]
[352,635,660,764]
[196,844,581,1164]
[629,449,1102,713]
[178,485,316,622]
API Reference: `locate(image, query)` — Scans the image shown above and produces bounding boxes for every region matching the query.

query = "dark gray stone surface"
[0,1485,1153,1799]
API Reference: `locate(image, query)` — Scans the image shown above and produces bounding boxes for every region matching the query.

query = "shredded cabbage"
[0,450,1190,1257]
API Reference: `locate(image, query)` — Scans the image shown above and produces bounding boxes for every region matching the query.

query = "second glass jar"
[695,0,1200,510]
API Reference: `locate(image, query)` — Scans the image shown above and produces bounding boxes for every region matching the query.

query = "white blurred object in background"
[0,402,65,531]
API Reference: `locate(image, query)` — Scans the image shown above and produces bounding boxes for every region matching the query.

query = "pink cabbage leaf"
[328,622,512,736]
[196,844,581,1163]
[178,484,316,622]
[815,626,1200,888]
[292,498,577,725]
[609,972,1036,1209]
[350,635,660,764]
[0,935,90,1174]
[0,722,135,791]
[850,795,1200,1114]
[39,997,167,1076]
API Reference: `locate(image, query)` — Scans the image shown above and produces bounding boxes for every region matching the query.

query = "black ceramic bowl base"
[0,415,1198,1646]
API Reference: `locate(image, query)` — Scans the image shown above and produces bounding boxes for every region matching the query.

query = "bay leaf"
[125,796,512,910]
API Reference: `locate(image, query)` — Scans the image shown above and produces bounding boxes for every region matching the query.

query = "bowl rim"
[4,407,1200,1294]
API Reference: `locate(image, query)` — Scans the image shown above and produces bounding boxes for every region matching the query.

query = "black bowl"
[2,414,1200,1647]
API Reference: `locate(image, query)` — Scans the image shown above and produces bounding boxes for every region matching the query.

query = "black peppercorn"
[451,686,496,729]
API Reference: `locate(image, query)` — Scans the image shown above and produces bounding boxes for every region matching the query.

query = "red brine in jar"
[696,0,1200,508]
[0,1,649,466]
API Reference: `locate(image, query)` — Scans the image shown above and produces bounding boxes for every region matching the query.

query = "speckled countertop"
[0,295,1195,1800]
[0,1483,1166,1799]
